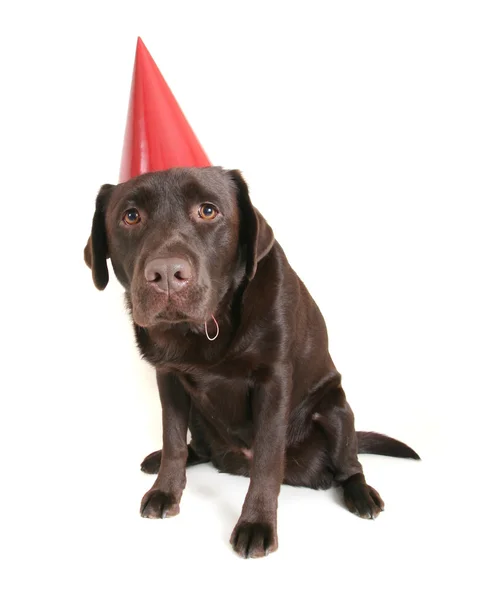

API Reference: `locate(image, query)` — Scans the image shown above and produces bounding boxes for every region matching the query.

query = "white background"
[1,1,476,598]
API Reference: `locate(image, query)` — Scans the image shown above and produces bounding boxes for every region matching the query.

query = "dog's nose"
[144,257,192,293]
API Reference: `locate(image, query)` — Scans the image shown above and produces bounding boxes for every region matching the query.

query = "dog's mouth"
[131,283,215,328]
[153,307,203,324]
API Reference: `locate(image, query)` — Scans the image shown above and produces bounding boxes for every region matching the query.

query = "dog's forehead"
[114,167,235,206]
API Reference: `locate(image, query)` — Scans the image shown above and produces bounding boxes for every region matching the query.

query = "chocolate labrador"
[84,167,419,558]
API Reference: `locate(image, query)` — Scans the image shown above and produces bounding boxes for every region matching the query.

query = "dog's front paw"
[140,489,180,519]
[343,480,384,519]
[230,521,278,558]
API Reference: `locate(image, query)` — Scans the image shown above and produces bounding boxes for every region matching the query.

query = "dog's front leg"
[230,366,291,558]
[140,372,190,519]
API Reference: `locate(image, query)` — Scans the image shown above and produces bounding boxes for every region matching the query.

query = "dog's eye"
[198,204,219,220]
[123,208,141,225]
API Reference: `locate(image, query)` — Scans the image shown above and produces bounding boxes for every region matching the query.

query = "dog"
[84,167,419,558]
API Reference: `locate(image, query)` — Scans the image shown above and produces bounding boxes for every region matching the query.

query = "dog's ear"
[229,170,274,280]
[84,184,115,290]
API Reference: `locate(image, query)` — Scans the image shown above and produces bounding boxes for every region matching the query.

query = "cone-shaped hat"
[119,37,210,182]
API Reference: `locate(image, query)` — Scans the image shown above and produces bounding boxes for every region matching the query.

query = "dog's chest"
[141,328,265,427]
[179,365,253,428]
[152,335,262,380]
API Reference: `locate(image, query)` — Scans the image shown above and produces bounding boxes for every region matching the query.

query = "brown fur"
[84,167,419,558]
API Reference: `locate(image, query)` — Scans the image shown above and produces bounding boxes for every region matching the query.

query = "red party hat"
[119,37,211,182]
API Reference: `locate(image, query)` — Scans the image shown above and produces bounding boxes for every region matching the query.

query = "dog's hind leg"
[312,383,385,519]
[141,444,210,474]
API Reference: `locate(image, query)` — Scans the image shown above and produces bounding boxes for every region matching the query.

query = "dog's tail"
[357,431,420,460]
